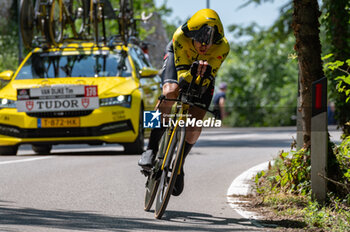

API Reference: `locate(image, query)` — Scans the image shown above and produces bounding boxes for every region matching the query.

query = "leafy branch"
[322,54,350,102]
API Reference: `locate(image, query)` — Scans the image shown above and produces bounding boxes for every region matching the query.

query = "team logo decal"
[82,98,90,108]
[26,101,34,111]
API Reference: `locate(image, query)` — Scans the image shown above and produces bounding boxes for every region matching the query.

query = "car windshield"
[15,50,132,79]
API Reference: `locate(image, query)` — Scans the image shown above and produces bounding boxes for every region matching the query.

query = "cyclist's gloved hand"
[178,77,190,92]
[190,61,212,79]
[203,63,212,78]
[190,61,200,78]
[191,62,212,87]
[199,63,213,87]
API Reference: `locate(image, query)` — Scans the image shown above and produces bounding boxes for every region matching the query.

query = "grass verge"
[250,137,350,231]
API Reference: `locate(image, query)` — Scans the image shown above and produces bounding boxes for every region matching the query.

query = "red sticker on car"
[26,101,34,111]
[85,86,98,97]
[82,98,90,108]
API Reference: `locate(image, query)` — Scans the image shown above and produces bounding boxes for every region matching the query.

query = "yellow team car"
[0,42,161,155]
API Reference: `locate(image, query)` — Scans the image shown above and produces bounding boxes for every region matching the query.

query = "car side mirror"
[0,70,14,81]
[139,67,159,78]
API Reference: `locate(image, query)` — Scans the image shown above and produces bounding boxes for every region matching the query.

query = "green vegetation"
[219,30,298,127]
[222,1,350,231]
[215,1,297,127]
[323,55,350,103]
[255,149,311,195]
[0,6,19,72]
[322,0,350,136]
[256,192,350,231]
[0,24,19,72]
[255,138,350,231]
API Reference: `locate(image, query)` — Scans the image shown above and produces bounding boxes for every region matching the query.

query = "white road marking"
[226,161,275,224]
[227,161,274,197]
[0,156,54,165]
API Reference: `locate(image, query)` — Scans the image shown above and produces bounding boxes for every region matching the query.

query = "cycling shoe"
[172,170,184,196]
[138,149,155,170]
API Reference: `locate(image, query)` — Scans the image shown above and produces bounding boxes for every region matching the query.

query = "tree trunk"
[141,12,169,69]
[292,0,324,150]
[0,0,13,29]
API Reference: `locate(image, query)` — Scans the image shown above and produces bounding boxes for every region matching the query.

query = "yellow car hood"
[0,77,139,100]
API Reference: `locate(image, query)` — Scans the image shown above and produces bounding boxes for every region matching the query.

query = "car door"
[129,46,161,111]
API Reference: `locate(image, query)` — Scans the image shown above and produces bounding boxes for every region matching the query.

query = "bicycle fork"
[160,106,188,175]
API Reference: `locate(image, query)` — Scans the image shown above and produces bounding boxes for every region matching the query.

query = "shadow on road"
[0,204,306,231]
[51,150,128,156]
[196,138,293,148]
[17,150,129,156]
[163,210,306,230]
[17,144,137,156]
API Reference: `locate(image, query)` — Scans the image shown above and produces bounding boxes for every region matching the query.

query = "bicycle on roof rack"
[117,0,153,46]
[48,0,88,45]
[20,0,53,48]
[20,0,152,48]
[143,73,217,219]
[48,0,115,45]
[118,0,135,46]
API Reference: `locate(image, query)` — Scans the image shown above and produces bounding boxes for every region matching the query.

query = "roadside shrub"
[332,136,350,204]
[255,136,350,231]
[255,148,311,195]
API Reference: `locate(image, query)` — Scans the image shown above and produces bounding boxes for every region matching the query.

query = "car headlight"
[99,95,132,108]
[0,98,16,109]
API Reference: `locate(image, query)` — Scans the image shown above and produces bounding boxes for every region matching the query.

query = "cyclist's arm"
[174,55,193,82]
[172,27,194,84]
[199,38,230,86]
[208,38,230,78]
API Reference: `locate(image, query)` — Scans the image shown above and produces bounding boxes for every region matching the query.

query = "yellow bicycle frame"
[160,102,190,175]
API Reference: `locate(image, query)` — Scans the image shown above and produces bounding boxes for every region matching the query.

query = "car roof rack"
[20,0,151,52]
[32,37,139,53]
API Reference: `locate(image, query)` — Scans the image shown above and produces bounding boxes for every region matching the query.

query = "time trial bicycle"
[143,74,216,219]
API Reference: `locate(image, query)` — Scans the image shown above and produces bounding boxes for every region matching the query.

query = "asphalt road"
[0,127,341,232]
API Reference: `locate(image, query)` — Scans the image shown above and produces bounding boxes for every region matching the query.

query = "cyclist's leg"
[172,107,204,196]
[139,82,178,167]
[173,84,214,196]
[184,83,214,154]
[172,107,206,196]
[138,42,178,169]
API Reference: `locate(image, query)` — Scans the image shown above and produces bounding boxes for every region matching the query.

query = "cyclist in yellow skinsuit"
[139,9,230,196]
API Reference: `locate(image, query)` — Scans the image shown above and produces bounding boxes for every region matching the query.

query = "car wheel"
[124,107,144,154]
[32,145,52,154]
[0,145,18,156]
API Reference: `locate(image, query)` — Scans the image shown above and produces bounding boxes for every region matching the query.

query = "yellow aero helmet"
[182,9,224,45]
